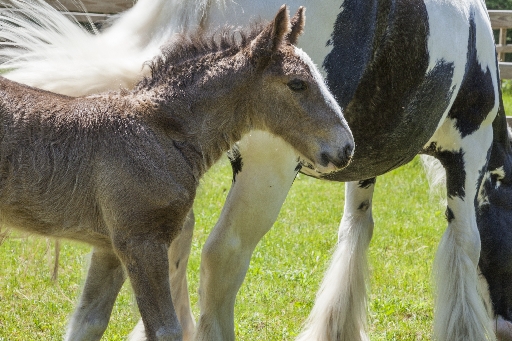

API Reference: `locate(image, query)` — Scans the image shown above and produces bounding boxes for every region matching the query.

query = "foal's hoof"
[496,316,512,341]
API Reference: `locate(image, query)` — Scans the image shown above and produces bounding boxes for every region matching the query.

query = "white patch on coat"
[478,171,491,207]
[205,0,342,74]
[424,0,500,133]
[491,166,506,188]
[423,0,469,132]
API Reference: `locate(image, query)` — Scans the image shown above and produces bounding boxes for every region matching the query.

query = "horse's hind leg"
[65,248,126,341]
[129,210,196,341]
[429,119,496,340]
[296,179,375,341]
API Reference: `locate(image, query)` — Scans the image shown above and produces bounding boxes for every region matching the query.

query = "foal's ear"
[286,7,305,45]
[249,5,290,69]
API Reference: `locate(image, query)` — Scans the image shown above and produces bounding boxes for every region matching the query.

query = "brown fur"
[0,6,353,341]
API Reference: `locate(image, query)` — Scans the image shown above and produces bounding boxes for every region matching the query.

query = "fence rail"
[45,0,131,15]
[489,10,512,79]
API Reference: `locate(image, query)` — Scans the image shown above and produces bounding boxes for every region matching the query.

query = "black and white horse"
[1,0,510,340]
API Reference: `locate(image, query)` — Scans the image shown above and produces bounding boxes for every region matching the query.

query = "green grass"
[504,91,512,115]
[0,156,447,340]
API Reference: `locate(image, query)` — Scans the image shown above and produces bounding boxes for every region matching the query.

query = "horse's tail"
[0,0,185,96]
[420,154,447,203]
[0,0,186,280]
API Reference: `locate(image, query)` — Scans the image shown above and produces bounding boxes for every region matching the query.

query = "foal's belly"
[0,207,111,247]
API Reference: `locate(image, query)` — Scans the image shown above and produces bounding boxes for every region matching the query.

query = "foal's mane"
[137,24,264,90]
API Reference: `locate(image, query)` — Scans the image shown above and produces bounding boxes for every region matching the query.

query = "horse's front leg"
[430,122,496,341]
[129,210,196,341]
[296,179,375,341]
[65,247,126,341]
[196,131,300,341]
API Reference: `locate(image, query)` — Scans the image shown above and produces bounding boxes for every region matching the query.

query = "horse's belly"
[317,0,496,182]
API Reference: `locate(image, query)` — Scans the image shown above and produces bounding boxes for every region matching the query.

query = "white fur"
[296,181,374,341]
[197,130,300,341]
[428,116,497,340]
[422,0,469,134]
[205,0,340,70]
[420,154,447,203]
[0,0,197,96]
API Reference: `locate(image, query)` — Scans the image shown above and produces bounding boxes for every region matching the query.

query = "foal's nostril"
[320,143,353,170]
[321,152,331,167]
[342,143,354,161]
[334,143,353,168]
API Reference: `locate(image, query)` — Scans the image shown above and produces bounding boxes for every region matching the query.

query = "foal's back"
[0,76,192,246]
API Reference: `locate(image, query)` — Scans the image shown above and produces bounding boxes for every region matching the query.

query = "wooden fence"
[489,10,512,80]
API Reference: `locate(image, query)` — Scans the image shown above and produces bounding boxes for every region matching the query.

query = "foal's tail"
[0,0,191,96]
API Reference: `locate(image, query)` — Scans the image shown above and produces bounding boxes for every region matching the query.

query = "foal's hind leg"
[65,248,126,341]
[129,210,196,341]
[296,179,375,341]
[429,120,496,341]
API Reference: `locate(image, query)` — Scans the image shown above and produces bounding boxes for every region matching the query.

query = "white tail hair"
[0,0,201,96]
[420,154,447,204]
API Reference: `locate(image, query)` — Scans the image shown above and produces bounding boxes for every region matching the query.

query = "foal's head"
[138,6,353,173]
[244,6,354,173]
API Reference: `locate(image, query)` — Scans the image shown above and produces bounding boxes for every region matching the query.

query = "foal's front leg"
[65,248,126,341]
[167,211,196,339]
[113,231,181,341]
[129,210,196,341]
[196,131,300,341]
[296,179,375,341]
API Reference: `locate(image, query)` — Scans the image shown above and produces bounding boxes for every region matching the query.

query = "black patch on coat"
[323,0,380,109]
[358,177,376,189]
[424,142,466,199]
[322,0,455,182]
[478,162,512,320]
[358,200,371,211]
[227,146,242,183]
[447,12,495,138]
[445,207,455,223]
[477,84,512,320]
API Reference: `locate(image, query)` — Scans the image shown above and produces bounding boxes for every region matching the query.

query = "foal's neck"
[139,52,254,175]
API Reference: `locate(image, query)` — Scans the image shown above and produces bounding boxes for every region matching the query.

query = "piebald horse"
[1,0,510,340]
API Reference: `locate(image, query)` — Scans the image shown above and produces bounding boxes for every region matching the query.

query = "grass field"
[0,93,511,340]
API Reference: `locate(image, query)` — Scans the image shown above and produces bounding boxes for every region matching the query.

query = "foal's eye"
[287,79,308,92]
